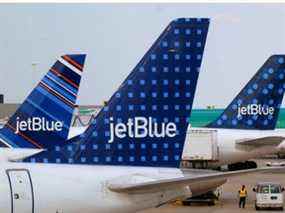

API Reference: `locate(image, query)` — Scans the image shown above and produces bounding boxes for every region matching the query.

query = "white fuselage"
[192,127,285,166]
[0,162,225,213]
[0,127,281,212]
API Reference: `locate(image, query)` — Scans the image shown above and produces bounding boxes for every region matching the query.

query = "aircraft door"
[6,169,34,213]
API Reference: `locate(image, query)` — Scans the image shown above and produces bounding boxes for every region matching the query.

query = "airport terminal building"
[1,103,285,128]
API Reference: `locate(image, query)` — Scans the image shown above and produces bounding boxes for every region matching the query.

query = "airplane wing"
[107,167,283,194]
[235,136,285,147]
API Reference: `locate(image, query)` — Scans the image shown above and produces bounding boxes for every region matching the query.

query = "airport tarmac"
[141,159,285,213]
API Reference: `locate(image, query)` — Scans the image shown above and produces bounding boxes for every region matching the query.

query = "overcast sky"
[1,3,285,108]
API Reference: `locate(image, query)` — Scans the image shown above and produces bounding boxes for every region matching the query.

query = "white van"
[253,182,284,211]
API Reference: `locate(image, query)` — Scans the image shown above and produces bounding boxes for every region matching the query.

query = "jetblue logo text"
[15,117,63,134]
[237,104,274,118]
[108,117,177,143]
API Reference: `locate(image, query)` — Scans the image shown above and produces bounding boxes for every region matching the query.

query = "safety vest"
[239,188,247,197]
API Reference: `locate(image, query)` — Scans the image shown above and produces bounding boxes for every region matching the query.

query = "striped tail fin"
[0,54,86,149]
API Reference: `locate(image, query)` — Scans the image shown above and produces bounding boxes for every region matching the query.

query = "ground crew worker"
[238,185,247,208]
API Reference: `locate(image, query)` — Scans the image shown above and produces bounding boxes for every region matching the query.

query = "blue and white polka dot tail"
[207,55,285,130]
[0,54,86,149]
[29,18,210,167]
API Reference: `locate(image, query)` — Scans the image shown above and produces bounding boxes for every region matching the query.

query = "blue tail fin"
[207,55,285,130]
[0,54,86,149]
[29,18,210,167]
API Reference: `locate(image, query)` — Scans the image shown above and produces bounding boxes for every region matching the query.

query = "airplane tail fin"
[31,18,210,166]
[0,54,86,149]
[207,55,285,130]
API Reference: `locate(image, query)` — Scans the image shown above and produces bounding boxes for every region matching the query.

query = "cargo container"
[182,128,219,169]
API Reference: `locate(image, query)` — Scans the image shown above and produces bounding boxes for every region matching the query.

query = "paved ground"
[141,159,285,213]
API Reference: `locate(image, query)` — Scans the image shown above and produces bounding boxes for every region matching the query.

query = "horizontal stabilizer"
[0,148,43,162]
[236,136,285,147]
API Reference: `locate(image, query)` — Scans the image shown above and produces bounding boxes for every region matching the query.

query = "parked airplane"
[196,55,285,170]
[0,18,282,213]
[20,35,285,174]
[0,54,86,161]
[69,56,285,171]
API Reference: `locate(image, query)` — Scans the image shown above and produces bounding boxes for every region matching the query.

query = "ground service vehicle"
[253,182,284,211]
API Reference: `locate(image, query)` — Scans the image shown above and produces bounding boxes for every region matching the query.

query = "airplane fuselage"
[191,127,285,167]
[0,162,226,213]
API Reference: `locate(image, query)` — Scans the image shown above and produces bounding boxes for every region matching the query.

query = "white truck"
[182,128,219,169]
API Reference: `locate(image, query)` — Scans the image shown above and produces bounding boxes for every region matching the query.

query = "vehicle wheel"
[277,153,285,159]
[279,207,283,211]
[182,201,191,206]
[228,162,245,171]
[208,201,215,206]
[255,204,260,211]
[246,161,257,169]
